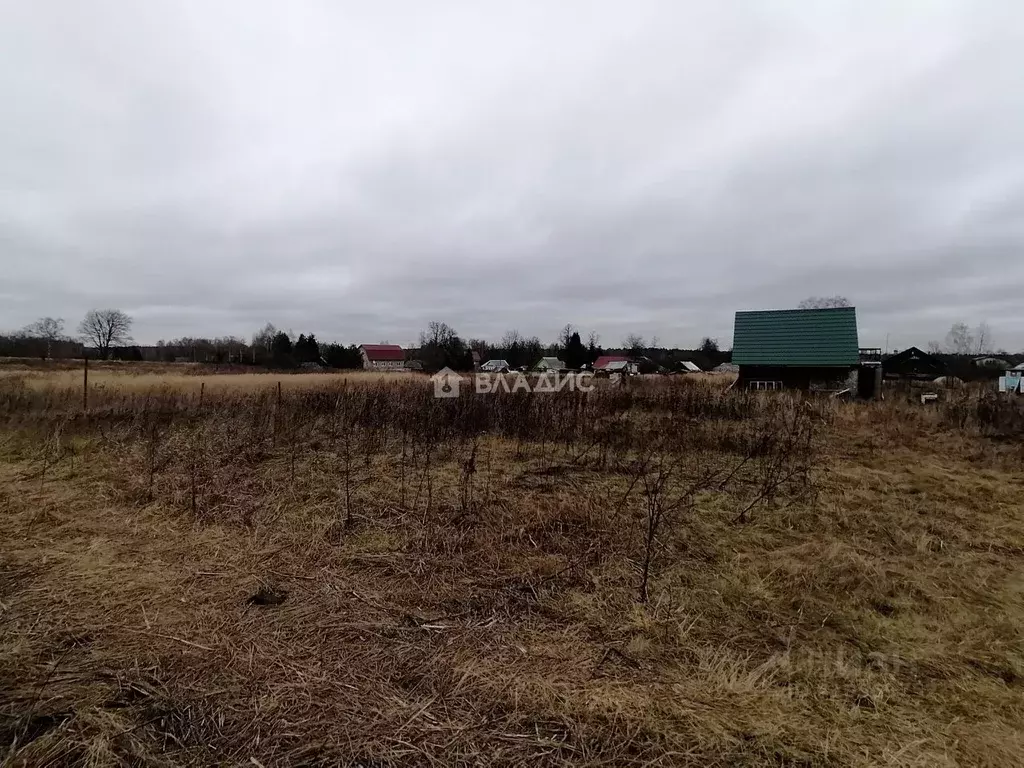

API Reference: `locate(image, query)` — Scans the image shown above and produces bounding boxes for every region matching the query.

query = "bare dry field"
[0,361,422,394]
[1,368,1023,766]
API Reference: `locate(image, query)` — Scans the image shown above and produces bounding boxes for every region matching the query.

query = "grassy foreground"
[1,369,1022,766]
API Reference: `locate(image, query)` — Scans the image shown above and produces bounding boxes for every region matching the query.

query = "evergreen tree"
[564,331,587,369]
[321,343,363,369]
[271,331,295,367]
[293,333,321,364]
[295,334,308,361]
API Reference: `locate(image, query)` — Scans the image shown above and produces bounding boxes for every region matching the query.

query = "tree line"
[0,311,134,360]
[3,298,1016,371]
[412,320,729,373]
[0,310,731,372]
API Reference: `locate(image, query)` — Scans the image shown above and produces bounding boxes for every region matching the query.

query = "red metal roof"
[593,355,629,369]
[360,344,405,361]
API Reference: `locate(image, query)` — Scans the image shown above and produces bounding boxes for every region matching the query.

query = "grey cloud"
[2,1,1023,351]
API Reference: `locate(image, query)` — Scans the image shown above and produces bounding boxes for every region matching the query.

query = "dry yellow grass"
[1,364,421,394]
[1,371,1022,766]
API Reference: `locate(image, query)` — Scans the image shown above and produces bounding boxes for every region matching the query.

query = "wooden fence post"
[83,357,89,411]
[274,381,282,445]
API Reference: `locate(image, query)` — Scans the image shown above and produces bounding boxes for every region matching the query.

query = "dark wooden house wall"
[737,365,854,391]
[881,347,946,380]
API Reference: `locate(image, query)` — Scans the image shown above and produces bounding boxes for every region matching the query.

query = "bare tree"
[935,321,994,356]
[22,317,66,358]
[945,322,974,355]
[587,330,600,349]
[557,323,577,351]
[699,336,720,355]
[798,296,852,309]
[927,340,943,355]
[252,322,278,352]
[78,309,133,359]
[500,329,523,349]
[417,321,466,371]
[623,333,645,354]
[974,322,993,355]
[419,321,459,348]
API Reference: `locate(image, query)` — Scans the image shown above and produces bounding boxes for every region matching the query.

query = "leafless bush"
[732,400,819,524]
[971,395,1024,438]
[6,376,823,541]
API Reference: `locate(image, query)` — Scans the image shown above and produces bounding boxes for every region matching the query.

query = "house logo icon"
[431,367,461,398]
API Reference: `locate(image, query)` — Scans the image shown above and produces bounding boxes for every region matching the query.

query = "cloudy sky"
[2,1,1023,351]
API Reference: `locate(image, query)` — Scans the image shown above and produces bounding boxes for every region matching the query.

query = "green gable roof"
[732,307,859,367]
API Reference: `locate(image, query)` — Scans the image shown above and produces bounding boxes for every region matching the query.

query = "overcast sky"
[2,2,1023,351]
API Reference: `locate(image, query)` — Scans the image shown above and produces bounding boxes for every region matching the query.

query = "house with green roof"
[533,356,565,372]
[731,307,860,391]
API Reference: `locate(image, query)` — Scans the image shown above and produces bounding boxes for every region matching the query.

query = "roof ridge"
[735,306,857,314]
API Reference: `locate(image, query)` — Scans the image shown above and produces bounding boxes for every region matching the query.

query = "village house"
[881,346,946,382]
[533,357,565,372]
[601,360,637,375]
[1000,362,1024,394]
[480,359,511,373]
[732,307,860,391]
[974,356,1009,369]
[593,355,630,371]
[359,344,405,371]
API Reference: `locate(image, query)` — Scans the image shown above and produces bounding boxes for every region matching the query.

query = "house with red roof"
[359,344,405,371]
[593,355,630,371]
